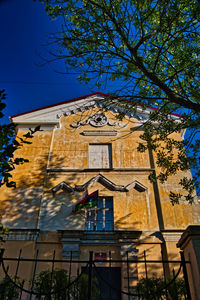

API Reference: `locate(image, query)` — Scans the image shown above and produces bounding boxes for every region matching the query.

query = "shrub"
[135,276,186,300]
[0,276,22,300]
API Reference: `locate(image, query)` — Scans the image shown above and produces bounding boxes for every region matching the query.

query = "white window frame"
[85,197,114,231]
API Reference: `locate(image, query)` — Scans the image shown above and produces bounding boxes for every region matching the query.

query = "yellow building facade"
[0,92,200,296]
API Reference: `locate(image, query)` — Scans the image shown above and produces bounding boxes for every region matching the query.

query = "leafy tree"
[0,89,41,241]
[0,223,9,245]
[38,0,200,203]
[0,89,40,189]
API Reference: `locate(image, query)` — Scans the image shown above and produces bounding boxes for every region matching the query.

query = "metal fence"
[0,248,191,300]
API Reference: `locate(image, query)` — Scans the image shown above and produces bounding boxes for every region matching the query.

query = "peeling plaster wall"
[1,187,43,229]
[0,128,53,229]
[48,111,151,170]
[1,108,200,235]
[38,173,157,231]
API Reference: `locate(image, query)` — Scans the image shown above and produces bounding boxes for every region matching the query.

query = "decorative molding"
[81,130,118,136]
[59,231,81,258]
[51,174,147,194]
[17,124,57,130]
[47,168,154,173]
[52,182,74,193]
[58,230,141,248]
[161,231,184,242]
[56,102,97,119]
[11,93,182,130]
[87,113,108,127]
[70,113,127,128]
[126,181,147,192]
[3,230,40,241]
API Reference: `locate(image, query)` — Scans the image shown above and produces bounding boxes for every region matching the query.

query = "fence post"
[88,251,93,300]
[180,251,191,300]
[144,250,148,279]
[109,250,112,300]
[0,249,5,267]
[161,249,168,300]
[126,251,130,300]
[30,249,39,300]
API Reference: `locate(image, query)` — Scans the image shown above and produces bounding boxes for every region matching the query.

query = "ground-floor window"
[85,197,113,231]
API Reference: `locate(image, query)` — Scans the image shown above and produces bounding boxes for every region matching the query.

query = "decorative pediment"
[10,92,181,127]
[51,174,147,193]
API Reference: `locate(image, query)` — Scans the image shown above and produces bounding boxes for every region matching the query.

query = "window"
[85,197,114,231]
[88,144,112,169]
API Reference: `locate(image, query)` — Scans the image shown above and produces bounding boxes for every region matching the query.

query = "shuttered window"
[88,144,112,169]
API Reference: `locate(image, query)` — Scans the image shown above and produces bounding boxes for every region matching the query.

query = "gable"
[10,92,181,126]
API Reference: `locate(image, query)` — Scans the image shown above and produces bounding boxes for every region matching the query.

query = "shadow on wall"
[0,152,149,232]
[115,213,138,229]
[0,154,80,230]
[0,150,151,232]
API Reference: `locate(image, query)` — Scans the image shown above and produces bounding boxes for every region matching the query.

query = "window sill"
[84,231,114,234]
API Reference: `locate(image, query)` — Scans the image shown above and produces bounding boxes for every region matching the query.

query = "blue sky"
[1,0,199,195]
[0,0,102,123]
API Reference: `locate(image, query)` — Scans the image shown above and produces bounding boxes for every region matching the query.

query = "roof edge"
[10,92,108,121]
[10,91,184,121]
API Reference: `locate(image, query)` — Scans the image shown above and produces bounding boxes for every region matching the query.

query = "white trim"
[51,174,147,193]
[11,94,182,127]
[47,125,56,169]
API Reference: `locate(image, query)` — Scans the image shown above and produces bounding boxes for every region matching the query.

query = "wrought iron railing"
[0,248,191,300]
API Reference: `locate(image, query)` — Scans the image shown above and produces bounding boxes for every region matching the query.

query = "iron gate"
[0,248,191,300]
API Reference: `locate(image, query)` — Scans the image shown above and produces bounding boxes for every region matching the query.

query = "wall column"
[177,225,200,300]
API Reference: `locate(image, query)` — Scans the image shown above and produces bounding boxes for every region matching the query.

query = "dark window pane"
[86,197,113,231]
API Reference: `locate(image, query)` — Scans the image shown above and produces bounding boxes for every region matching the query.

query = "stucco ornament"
[51,174,147,193]
[70,113,127,128]
[89,113,108,127]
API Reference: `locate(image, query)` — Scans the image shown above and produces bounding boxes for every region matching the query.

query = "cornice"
[47,168,154,173]
[3,229,40,241]
[10,93,182,127]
